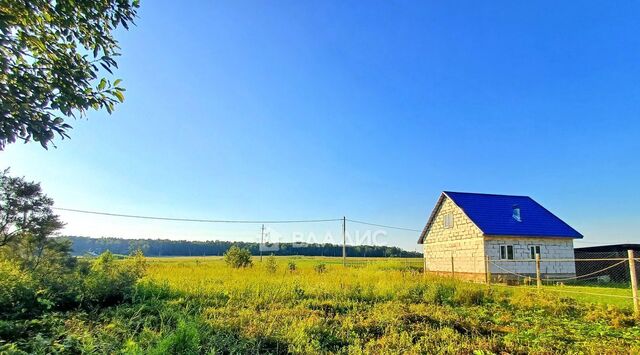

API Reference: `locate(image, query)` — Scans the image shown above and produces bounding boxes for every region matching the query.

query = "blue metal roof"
[443,191,583,238]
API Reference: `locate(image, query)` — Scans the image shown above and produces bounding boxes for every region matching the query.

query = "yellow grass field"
[136,255,640,354]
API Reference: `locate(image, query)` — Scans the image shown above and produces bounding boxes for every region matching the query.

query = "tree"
[0,0,140,149]
[223,246,253,268]
[0,169,67,271]
[265,254,277,273]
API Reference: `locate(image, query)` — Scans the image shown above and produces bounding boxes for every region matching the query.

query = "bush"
[224,246,253,268]
[265,255,277,273]
[0,261,37,319]
[287,261,297,272]
[452,286,491,306]
[424,283,456,305]
[314,263,327,274]
[401,283,428,303]
[80,250,147,308]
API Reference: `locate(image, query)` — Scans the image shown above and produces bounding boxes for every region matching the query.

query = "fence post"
[535,253,542,289]
[451,254,455,278]
[629,250,639,314]
[485,256,491,284]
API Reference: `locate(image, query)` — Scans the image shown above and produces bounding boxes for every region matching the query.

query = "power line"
[346,218,421,232]
[53,207,619,241]
[53,207,342,224]
[53,207,423,232]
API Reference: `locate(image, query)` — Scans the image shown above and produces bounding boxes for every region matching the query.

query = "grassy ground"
[510,283,635,309]
[147,256,636,309]
[7,255,636,353]
[133,256,640,353]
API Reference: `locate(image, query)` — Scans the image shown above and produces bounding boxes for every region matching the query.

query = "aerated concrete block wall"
[423,197,486,275]
[485,237,576,277]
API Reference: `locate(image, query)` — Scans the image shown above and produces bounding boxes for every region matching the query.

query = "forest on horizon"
[58,236,423,258]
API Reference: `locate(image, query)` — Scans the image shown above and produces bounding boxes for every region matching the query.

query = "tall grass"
[135,256,640,354]
[3,256,638,353]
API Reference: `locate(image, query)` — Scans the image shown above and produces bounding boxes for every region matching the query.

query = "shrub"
[292,283,305,299]
[452,286,490,306]
[80,250,147,308]
[265,255,277,273]
[424,283,456,305]
[401,283,428,303]
[224,246,253,268]
[287,261,297,272]
[0,261,37,319]
[314,263,327,274]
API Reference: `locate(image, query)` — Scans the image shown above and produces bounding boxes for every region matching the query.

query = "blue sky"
[2,1,639,251]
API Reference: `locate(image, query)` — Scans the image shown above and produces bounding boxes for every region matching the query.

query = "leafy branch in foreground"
[0,0,140,149]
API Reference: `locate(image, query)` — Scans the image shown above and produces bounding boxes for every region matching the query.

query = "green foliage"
[58,235,423,258]
[0,169,64,251]
[223,246,252,268]
[287,260,297,272]
[265,254,277,273]
[0,260,37,319]
[2,257,640,353]
[80,250,147,307]
[0,0,139,149]
[314,263,327,273]
[149,320,200,355]
[0,251,147,352]
[0,173,149,352]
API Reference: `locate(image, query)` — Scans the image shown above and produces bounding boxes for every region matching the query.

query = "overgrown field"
[3,256,640,354]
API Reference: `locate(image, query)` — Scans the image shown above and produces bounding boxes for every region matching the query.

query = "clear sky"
[2,1,639,251]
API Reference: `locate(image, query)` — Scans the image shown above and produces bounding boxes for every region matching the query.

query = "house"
[418,191,583,282]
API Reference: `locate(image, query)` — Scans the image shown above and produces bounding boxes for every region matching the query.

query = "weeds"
[2,256,639,353]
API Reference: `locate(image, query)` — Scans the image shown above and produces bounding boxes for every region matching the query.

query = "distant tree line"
[57,236,423,258]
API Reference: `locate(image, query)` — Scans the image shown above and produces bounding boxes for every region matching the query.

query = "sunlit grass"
[132,256,640,353]
[145,256,634,309]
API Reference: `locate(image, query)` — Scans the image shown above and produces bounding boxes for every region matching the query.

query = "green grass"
[4,255,639,354]
[511,284,635,309]
[136,256,640,353]
[147,255,636,309]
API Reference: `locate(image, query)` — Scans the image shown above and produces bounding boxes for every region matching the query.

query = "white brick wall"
[423,196,485,274]
[485,236,576,276]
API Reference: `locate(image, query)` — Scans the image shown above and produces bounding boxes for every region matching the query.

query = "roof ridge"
[443,191,532,199]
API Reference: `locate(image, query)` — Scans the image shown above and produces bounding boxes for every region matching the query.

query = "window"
[512,205,522,222]
[443,214,453,228]
[500,245,514,260]
[530,246,541,259]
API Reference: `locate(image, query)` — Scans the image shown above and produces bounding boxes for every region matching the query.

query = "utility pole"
[342,216,346,267]
[260,224,264,262]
